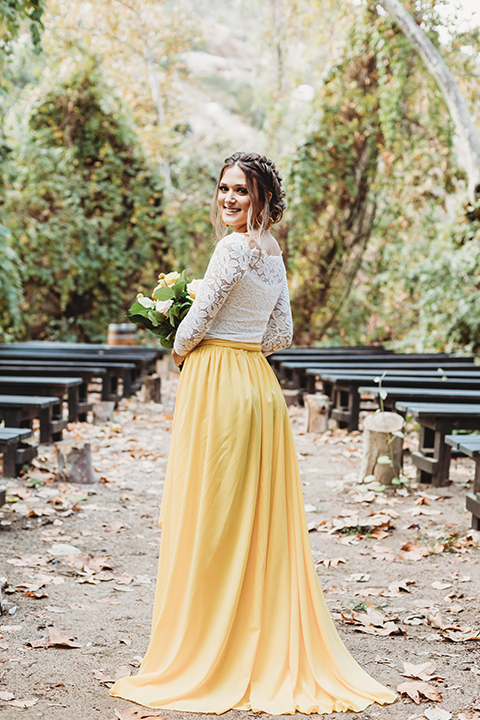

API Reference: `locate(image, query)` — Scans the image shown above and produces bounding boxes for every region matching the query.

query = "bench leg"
[466,460,480,531]
[417,425,435,483]
[68,386,80,423]
[347,388,360,433]
[431,428,452,487]
[2,442,17,477]
[122,370,133,398]
[39,406,53,444]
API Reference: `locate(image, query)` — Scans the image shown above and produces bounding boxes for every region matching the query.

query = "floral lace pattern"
[174,233,293,356]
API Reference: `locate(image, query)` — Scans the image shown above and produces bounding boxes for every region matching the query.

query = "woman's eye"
[218,186,228,192]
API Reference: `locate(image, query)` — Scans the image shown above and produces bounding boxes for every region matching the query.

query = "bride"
[110,152,396,714]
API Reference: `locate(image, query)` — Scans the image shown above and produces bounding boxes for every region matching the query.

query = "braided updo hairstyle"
[211,152,287,244]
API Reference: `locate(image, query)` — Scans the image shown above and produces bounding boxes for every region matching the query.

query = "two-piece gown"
[110,232,396,714]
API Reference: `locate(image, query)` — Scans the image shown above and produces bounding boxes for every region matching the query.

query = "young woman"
[110,152,396,714]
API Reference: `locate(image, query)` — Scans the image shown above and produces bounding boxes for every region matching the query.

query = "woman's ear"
[268,191,273,201]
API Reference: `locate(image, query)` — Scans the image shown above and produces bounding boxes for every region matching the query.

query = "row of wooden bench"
[268,346,480,529]
[0,342,165,480]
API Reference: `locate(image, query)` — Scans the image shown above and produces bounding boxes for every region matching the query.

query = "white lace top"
[174,232,293,356]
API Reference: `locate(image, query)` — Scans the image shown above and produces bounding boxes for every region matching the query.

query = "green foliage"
[3,61,168,341]
[0,223,22,340]
[397,213,480,353]
[0,0,45,59]
[163,151,218,277]
[284,2,460,345]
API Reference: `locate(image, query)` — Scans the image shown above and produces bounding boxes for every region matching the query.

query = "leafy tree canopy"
[2,60,167,341]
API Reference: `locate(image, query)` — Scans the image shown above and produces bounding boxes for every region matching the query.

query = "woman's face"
[217,165,251,233]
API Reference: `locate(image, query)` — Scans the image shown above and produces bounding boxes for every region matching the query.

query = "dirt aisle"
[0,378,479,720]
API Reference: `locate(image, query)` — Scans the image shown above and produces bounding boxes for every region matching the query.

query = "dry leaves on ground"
[402,660,443,682]
[397,679,442,704]
[114,709,165,719]
[340,605,405,636]
[25,627,82,649]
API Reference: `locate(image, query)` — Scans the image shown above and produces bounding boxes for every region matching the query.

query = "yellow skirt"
[110,339,396,714]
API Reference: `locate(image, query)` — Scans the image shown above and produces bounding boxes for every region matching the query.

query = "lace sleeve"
[261,276,293,355]
[174,235,250,356]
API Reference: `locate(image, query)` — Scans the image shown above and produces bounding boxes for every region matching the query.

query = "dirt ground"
[0,373,479,720]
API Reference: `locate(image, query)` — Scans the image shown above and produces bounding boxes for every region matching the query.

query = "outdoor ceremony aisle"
[0,376,479,720]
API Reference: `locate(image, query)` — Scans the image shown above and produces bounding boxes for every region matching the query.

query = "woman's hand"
[172,349,186,368]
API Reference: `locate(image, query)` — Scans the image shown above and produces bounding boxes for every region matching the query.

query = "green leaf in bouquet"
[128,300,151,317]
[147,309,164,327]
[126,312,154,330]
[154,285,175,301]
[173,278,187,296]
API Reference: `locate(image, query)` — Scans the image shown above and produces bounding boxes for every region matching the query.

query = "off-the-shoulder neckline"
[230,232,283,259]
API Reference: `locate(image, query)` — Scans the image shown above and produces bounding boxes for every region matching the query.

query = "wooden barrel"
[107,323,137,346]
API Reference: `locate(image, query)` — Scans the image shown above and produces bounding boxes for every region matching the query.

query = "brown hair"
[211,152,287,242]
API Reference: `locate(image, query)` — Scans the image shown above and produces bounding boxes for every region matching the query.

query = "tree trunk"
[377,0,480,203]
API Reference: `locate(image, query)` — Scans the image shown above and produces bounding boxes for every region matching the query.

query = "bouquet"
[127,271,201,349]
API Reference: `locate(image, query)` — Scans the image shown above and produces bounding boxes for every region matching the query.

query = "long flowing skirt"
[110,339,396,714]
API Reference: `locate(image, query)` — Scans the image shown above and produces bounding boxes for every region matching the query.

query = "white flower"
[138,297,155,309]
[156,299,174,316]
[187,278,202,299]
[164,271,181,287]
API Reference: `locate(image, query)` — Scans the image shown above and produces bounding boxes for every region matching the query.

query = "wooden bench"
[361,386,480,409]
[0,355,135,401]
[280,358,476,389]
[0,395,68,444]
[445,434,480,530]
[308,372,480,431]
[1,344,160,390]
[0,376,85,422]
[395,402,480,487]
[0,361,105,413]
[0,428,37,478]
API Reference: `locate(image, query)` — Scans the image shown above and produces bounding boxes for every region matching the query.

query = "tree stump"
[92,401,115,425]
[144,375,161,403]
[359,411,405,485]
[56,441,96,484]
[304,394,330,433]
[156,357,170,381]
[282,389,300,407]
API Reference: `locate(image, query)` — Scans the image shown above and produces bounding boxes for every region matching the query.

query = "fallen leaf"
[115,666,132,680]
[82,556,114,573]
[423,709,452,720]
[115,710,165,719]
[113,575,133,585]
[431,581,452,590]
[29,628,82,649]
[396,680,441,704]
[22,590,49,599]
[48,543,83,556]
[349,573,370,582]
[0,691,15,701]
[94,670,114,686]
[103,521,129,533]
[402,661,437,681]
[10,699,38,708]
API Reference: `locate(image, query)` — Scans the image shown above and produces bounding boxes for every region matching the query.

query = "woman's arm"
[261,277,293,356]
[173,235,249,356]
